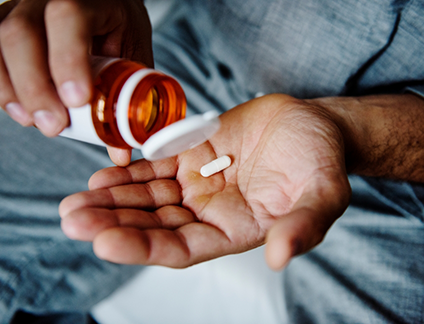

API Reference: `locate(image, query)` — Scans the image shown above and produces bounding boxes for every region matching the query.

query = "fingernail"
[33,110,61,136]
[60,81,87,107]
[5,102,31,125]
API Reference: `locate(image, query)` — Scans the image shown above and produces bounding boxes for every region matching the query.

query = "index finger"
[92,222,234,267]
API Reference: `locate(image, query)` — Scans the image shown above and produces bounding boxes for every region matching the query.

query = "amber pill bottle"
[60,56,186,150]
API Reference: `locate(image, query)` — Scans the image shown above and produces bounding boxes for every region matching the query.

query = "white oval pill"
[200,155,232,177]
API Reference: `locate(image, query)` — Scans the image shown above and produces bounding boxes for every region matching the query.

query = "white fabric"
[91,247,287,324]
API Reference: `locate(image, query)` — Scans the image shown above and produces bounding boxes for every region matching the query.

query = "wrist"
[308,94,424,182]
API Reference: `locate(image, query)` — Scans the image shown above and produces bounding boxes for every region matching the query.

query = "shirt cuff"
[405,85,424,98]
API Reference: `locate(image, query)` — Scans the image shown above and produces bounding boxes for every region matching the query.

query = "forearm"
[310,93,424,183]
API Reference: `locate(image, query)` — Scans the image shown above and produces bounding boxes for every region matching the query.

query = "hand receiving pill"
[200,155,232,177]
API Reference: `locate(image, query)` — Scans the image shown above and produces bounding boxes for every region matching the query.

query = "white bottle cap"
[141,111,221,161]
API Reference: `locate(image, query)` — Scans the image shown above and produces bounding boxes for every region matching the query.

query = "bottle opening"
[128,74,186,144]
[143,87,159,131]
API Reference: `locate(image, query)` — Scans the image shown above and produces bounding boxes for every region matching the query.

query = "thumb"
[265,179,350,271]
[107,147,132,166]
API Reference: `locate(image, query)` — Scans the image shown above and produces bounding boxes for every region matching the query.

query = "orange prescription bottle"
[60,56,221,161]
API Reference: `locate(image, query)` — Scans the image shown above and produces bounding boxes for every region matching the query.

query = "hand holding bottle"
[0,0,153,137]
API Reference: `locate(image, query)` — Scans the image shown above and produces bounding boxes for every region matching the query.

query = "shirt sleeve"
[405,85,424,98]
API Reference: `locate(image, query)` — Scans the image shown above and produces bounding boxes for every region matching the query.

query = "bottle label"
[59,56,120,147]
[60,104,107,146]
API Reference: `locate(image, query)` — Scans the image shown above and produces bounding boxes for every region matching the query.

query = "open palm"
[59,94,351,270]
